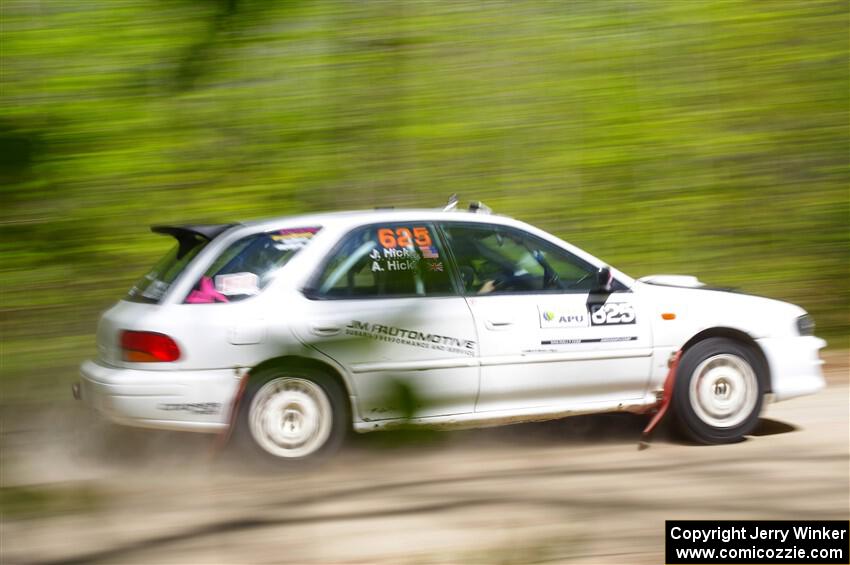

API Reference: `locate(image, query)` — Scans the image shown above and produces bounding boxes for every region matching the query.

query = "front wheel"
[671,338,765,444]
[234,369,348,465]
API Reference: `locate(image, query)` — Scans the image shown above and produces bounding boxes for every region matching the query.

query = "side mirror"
[595,266,613,293]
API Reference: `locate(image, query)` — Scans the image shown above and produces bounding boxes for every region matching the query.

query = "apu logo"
[539,307,589,328]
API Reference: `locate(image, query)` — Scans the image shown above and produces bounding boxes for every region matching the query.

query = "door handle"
[310,324,341,337]
[485,319,514,330]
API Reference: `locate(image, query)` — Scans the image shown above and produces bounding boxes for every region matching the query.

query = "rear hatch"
[97,223,236,366]
[96,222,322,370]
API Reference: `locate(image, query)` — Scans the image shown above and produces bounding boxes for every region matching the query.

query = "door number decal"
[589,303,636,325]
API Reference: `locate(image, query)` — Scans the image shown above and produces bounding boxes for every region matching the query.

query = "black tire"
[233,368,348,466]
[671,337,765,444]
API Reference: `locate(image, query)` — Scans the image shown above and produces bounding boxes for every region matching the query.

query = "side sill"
[352,397,654,433]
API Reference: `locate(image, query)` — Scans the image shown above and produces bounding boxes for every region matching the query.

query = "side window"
[311,223,454,298]
[184,227,320,303]
[441,223,598,294]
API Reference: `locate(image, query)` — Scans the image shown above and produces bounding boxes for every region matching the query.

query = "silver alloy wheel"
[248,377,333,458]
[688,353,758,428]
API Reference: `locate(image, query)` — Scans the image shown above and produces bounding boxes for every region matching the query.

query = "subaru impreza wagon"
[77,202,826,462]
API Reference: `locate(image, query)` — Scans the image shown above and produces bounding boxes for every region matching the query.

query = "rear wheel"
[671,337,764,444]
[235,369,348,465]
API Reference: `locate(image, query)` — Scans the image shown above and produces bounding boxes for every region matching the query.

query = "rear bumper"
[78,360,240,433]
[758,336,827,402]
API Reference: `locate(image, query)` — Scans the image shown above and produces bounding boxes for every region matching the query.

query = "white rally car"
[77,201,826,462]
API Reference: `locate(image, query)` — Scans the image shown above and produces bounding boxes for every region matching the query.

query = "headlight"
[796,314,815,336]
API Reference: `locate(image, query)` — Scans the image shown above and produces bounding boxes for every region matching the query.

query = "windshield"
[126,236,207,304]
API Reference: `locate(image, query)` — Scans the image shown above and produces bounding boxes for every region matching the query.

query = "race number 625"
[590,303,636,325]
[377,227,432,248]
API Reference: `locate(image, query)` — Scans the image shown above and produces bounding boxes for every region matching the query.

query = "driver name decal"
[369,246,419,272]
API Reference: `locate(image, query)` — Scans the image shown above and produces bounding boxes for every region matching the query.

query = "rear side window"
[185,227,320,303]
[126,237,207,304]
[309,223,454,298]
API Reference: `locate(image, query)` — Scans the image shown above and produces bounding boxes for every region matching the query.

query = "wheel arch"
[680,327,771,393]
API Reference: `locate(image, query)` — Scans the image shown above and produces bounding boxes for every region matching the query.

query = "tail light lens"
[120,330,181,362]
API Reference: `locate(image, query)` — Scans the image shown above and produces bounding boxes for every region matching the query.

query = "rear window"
[184,227,320,303]
[126,237,207,304]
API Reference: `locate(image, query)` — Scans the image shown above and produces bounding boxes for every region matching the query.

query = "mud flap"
[211,371,251,456]
[638,350,682,450]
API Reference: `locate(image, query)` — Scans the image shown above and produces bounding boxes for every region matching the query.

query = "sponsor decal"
[157,402,222,415]
[541,336,638,345]
[589,302,636,325]
[270,226,320,250]
[345,320,476,356]
[538,306,589,328]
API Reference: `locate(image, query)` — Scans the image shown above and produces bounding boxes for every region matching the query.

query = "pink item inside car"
[185,276,229,304]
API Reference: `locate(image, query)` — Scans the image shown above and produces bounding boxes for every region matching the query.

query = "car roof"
[239,208,521,232]
[157,206,636,292]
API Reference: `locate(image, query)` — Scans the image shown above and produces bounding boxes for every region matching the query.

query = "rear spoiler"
[151,223,239,259]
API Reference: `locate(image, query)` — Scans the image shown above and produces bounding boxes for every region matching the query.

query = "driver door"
[439,222,652,413]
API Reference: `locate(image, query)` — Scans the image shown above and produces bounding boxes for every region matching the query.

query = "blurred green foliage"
[1,1,847,402]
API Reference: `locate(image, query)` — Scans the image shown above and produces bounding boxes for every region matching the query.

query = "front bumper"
[78,360,240,433]
[757,336,828,402]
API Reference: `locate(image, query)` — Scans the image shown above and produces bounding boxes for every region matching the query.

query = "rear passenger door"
[295,222,480,422]
[440,222,652,413]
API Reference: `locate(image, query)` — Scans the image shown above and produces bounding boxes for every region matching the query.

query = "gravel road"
[2,356,847,564]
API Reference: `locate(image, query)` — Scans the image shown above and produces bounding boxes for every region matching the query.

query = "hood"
[635,277,806,340]
[638,274,705,289]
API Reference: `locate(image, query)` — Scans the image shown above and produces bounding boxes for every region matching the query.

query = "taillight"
[120,330,181,362]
